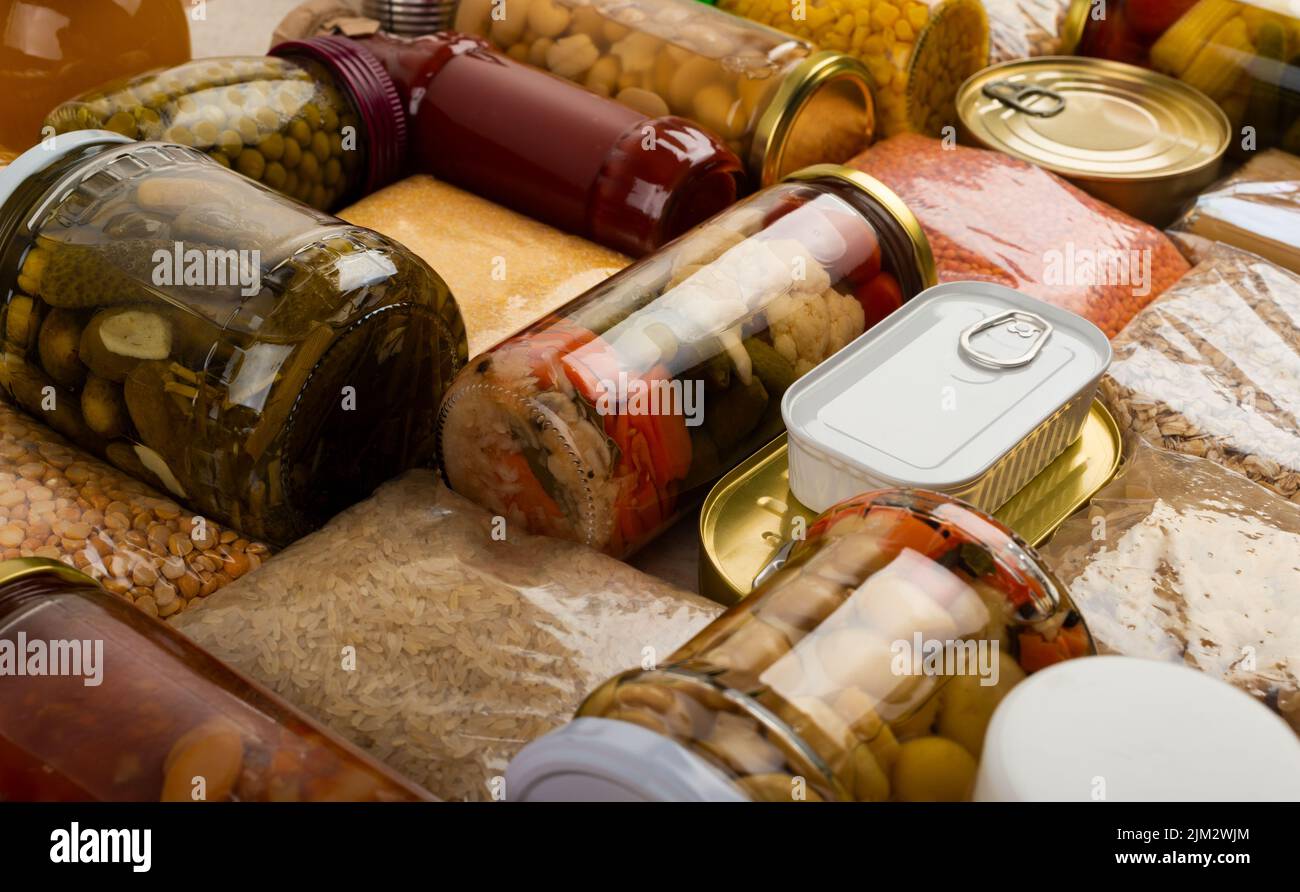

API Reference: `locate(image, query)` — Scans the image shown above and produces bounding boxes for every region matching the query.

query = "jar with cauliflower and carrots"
[718,0,991,136]
[506,489,1094,802]
[436,164,935,559]
[455,0,877,184]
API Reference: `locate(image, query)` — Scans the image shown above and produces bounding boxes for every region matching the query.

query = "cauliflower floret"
[768,287,867,377]
[764,238,832,296]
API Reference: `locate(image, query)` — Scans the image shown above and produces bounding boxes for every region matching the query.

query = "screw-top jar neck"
[269,36,408,194]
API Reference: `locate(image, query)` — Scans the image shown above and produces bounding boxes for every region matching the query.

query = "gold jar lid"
[751,51,877,186]
[957,57,1229,184]
[782,163,938,290]
[1057,0,1092,55]
[0,557,95,589]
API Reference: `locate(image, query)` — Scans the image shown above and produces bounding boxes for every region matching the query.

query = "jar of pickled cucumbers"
[718,0,990,136]
[454,0,877,184]
[43,39,407,211]
[0,557,433,801]
[507,489,1093,802]
[0,132,467,546]
[1068,0,1300,155]
[437,164,935,559]
[0,0,191,158]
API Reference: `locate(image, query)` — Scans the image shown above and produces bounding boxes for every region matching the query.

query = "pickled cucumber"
[745,336,796,396]
[124,360,191,457]
[40,240,161,309]
[81,374,130,439]
[81,307,176,382]
[37,309,86,389]
[704,375,768,452]
[3,294,43,349]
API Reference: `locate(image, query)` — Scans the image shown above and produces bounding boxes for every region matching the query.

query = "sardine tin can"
[697,399,1122,605]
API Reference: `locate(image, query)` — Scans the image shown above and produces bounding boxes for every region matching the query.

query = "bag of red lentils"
[849,134,1190,336]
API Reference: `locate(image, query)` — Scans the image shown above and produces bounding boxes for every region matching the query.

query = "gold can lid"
[751,51,877,186]
[957,57,1229,183]
[0,557,95,589]
[782,163,938,289]
[1057,0,1092,54]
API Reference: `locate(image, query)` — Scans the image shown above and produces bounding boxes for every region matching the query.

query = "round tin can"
[956,56,1230,226]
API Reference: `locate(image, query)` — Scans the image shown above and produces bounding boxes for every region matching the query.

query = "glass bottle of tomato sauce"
[283,32,744,257]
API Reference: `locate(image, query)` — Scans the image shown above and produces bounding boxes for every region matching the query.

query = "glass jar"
[43,39,405,212]
[0,557,432,801]
[0,132,468,546]
[0,0,191,158]
[352,31,745,257]
[718,0,990,137]
[437,164,935,558]
[507,489,1094,802]
[454,0,877,184]
[1069,0,1300,155]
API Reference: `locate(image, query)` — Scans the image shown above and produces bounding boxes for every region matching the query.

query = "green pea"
[297,152,319,181]
[210,150,232,169]
[310,131,330,163]
[192,119,220,145]
[302,103,322,129]
[283,171,299,196]
[259,132,285,162]
[163,124,195,145]
[323,158,341,186]
[216,129,243,156]
[236,149,266,180]
[282,137,302,168]
[288,118,311,146]
[254,106,280,131]
[321,106,339,132]
[309,184,327,209]
[329,132,344,157]
[264,161,287,190]
[235,115,259,143]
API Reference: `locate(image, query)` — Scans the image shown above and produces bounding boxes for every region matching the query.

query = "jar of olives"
[0,132,467,546]
[0,557,433,801]
[43,41,407,211]
[507,489,1093,801]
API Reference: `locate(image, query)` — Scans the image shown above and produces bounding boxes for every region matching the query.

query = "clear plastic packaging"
[984,0,1077,62]
[1040,440,1300,733]
[339,175,629,354]
[849,134,1191,337]
[718,0,990,136]
[436,166,935,558]
[529,489,1092,802]
[454,0,877,183]
[1167,148,1300,274]
[1102,249,1300,502]
[0,558,433,801]
[1073,0,1300,155]
[0,402,270,618]
[171,471,722,802]
[0,134,467,546]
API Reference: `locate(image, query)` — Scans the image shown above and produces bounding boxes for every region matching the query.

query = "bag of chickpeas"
[0,401,270,618]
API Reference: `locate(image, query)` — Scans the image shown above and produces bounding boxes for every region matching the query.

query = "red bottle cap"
[270,36,408,194]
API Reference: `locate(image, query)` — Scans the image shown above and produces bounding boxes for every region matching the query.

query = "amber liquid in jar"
[0,0,191,156]
[0,567,431,801]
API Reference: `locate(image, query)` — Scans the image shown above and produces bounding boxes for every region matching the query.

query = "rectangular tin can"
[698,398,1123,605]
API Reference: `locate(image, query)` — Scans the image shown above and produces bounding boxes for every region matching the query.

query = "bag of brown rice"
[172,470,721,800]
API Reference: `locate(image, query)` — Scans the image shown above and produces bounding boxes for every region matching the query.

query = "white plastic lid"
[781,282,1111,490]
[975,656,1300,801]
[0,131,132,210]
[505,717,747,802]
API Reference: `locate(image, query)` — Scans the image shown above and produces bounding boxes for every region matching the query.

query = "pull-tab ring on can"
[960,310,1053,369]
[981,80,1067,118]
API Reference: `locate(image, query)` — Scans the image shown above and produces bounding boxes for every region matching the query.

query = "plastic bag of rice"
[171,470,721,801]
